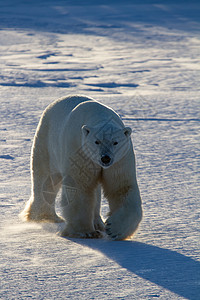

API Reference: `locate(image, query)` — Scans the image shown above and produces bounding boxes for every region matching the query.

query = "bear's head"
[81,120,132,168]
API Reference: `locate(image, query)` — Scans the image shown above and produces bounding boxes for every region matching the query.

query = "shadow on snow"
[71,239,200,299]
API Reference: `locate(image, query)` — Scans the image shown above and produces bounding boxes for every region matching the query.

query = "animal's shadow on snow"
[71,238,199,300]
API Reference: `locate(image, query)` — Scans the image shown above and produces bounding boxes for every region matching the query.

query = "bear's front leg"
[60,187,103,239]
[105,187,142,241]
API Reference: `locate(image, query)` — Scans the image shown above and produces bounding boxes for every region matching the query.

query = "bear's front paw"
[105,221,121,241]
[60,228,103,239]
[105,215,127,241]
[105,207,141,241]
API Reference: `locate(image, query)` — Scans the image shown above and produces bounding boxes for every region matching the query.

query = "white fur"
[20,95,142,240]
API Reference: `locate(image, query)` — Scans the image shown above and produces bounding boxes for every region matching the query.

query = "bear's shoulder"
[46,95,94,114]
[70,99,123,127]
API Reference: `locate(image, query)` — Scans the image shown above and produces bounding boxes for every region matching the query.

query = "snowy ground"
[0,0,200,299]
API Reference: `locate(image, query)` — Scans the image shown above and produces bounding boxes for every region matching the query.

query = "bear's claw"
[94,216,105,232]
[60,228,103,239]
[105,221,121,240]
[83,230,102,239]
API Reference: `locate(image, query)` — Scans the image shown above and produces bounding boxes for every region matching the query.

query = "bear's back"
[45,95,94,122]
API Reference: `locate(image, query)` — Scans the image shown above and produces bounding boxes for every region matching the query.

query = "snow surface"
[0,0,200,299]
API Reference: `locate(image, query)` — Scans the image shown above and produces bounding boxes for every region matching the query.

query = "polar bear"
[21,95,142,240]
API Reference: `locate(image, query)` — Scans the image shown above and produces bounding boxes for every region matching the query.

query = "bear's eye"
[113,141,118,146]
[95,140,101,145]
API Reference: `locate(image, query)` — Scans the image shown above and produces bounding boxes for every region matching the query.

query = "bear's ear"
[82,125,90,137]
[123,127,132,137]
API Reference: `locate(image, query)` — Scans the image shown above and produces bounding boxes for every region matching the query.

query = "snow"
[0,0,199,299]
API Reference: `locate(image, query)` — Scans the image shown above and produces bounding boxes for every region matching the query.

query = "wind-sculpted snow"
[75,239,200,300]
[0,0,199,299]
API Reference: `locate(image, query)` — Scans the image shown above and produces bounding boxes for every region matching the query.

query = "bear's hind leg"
[94,185,105,232]
[21,173,63,223]
[42,173,64,222]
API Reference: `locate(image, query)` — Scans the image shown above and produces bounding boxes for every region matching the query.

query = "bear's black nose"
[101,155,111,165]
